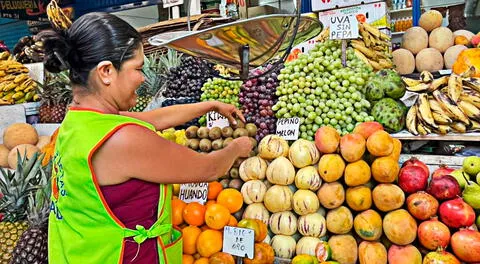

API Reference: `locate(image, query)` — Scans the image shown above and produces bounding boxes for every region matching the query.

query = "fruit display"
[233,124,480,263]
[13,36,45,64]
[273,40,375,139]
[161,53,216,100]
[240,63,282,141]
[38,71,72,123]
[199,78,242,125]
[0,59,39,105]
[350,22,393,71]
[403,70,480,135]
[395,10,480,74]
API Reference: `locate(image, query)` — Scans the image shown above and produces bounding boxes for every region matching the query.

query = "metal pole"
[412,0,421,26]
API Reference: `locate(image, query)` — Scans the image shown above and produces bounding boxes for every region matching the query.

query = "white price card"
[206,111,230,129]
[222,226,255,259]
[276,117,300,140]
[329,14,359,40]
[178,183,208,204]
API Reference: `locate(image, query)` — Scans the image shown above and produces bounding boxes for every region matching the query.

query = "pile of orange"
[172,182,244,263]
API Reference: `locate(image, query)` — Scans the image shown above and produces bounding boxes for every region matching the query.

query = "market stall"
[0,0,480,263]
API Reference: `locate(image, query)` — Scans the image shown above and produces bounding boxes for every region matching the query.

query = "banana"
[353,49,372,69]
[457,100,480,122]
[0,98,11,105]
[0,70,5,77]
[378,59,393,69]
[459,94,480,108]
[2,92,14,101]
[450,122,467,133]
[406,83,430,92]
[379,32,391,42]
[3,82,17,92]
[420,71,434,83]
[416,94,438,129]
[432,90,471,125]
[469,120,480,132]
[15,98,26,104]
[12,91,25,100]
[463,77,480,93]
[368,59,382,71]
[351,42,376,59]
[33,94,40,101]
[433,124,451,135]
[360,22,381,39]
[448,74,463,102]
[14,73,29,84]
[402,77,422,87]
[24,91,35,101]
[432,112,452,125]
[417,122,431,135]
[406,105,419,136]
[429,76,449,92]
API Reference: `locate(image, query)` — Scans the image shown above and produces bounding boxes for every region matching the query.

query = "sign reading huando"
[178,183,208,204]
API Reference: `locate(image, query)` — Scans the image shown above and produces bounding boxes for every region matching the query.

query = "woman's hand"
[212,101,245,126]
[231,136,253,157]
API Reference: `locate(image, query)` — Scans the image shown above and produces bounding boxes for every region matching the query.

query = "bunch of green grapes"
[273,40,375,140]
[199,77,242,124]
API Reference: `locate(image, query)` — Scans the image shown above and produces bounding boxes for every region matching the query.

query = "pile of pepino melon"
[395,10,477,74]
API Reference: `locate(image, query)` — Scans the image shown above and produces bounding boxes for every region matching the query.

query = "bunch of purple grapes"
[240,64,282,141]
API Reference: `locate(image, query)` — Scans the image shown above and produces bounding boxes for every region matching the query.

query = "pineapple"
[0,151,45,264]
[38,71,72,123]
[10,176,50,264]
[129,50,182,112]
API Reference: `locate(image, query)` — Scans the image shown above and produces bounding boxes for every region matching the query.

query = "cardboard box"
[318,1,389,29]
[312,0,381,12]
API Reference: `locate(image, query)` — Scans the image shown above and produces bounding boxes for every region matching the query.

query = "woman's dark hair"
[39,12,142,86]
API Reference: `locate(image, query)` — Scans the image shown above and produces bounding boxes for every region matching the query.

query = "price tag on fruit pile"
[207,111,230,129]
[222,226,254,258]
[329,14,359,40]
[276,117,300,140]
[178,183,208,204]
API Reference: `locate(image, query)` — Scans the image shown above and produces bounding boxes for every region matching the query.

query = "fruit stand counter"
[391,131,480,141]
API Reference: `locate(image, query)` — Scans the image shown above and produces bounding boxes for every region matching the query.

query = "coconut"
[3,123,38,150]
[7,144,40,169]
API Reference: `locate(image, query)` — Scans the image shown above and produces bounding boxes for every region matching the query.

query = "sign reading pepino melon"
[178,183,208,204]
[329,14,359,40]
[276,117,300,140]
[222,226,254,259]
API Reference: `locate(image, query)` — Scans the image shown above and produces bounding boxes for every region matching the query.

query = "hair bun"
[38,30,72,73]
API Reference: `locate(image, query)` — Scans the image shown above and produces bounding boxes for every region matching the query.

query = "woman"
[41,12,252,264]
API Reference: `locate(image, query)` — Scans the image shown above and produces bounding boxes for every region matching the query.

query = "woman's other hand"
[212,101,245,126]
[231,136,253,157]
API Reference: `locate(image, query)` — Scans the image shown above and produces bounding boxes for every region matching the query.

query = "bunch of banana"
[351,22,392,70]
[0,61,40,105]
[404,70,480,135]
[46,0,72,30]
[214,64,239,77]
[0,51,10,61]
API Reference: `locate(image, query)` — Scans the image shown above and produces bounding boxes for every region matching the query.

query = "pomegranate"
[450,229,480,262]
[426,175,461,200]
[439,198,475,228]
[406,192,439,220]
[423,251,460,264]
[398,165,429,193]
[432,164,455,179]
[417,217,450,250]
[402,157,430,177]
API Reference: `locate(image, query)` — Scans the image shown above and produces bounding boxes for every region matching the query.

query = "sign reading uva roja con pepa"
[178,183,208,204]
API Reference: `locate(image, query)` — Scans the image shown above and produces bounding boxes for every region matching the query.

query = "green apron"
[48,108,183,264]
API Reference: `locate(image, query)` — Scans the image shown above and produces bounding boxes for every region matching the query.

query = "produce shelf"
[389,7,413,14]
[399,154,464,168]
[391,130,480,141]
[391,31,405,36]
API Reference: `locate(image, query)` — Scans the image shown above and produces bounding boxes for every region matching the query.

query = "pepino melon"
[402,27,429,55]
[429,27,454,53]
[416,48,444,72]
[392,49,415,75]
[419,10,443,32]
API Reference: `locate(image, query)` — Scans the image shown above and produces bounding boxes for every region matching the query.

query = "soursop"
[366,70,406,101]
[365,78,385,102]
[371,98,406,133]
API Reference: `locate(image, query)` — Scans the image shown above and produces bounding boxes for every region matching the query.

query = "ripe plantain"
[432,90,470,125]
[406,83,431,92]
[448,74,463,102]
[463,77,480,93]
[433,124,451,135]
[420,71,434,83]
[402,77,422,87]
[406,105,419,136]
[469,120,480,132]
[429,76,449,92]
[417,122,431,135]
[416,94,438,129]
[457,100,480,122]
[459,93,480,108]
[450,122,467,133]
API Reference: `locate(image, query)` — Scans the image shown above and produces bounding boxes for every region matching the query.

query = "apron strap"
[123,212,172,244]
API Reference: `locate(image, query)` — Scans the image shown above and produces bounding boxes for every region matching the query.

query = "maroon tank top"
[101,178,160,264]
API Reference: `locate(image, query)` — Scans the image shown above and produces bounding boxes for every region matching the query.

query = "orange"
[227,215,238,227]
[197,229,223,257]
[205,200,216,208]
[182,225,202,255]
[208,181,223,200]
[216,188,243,213]
[193,257,209,264]
[183,202,206,226]
[205,204,231,230]
[183,254,194,264]
[172,198,186,226]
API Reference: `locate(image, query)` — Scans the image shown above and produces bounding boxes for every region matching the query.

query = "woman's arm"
[92,124,253,185]
[120,101,244,131]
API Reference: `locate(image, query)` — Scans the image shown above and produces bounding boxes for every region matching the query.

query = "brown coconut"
[429,27,454,53]
[0,144,9,168]
[3,123,39,150]
[419,10,443,32]
[401,27,429,55]
[416,48,444,72]
[7,144,40,169]
[392,48,415,75]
